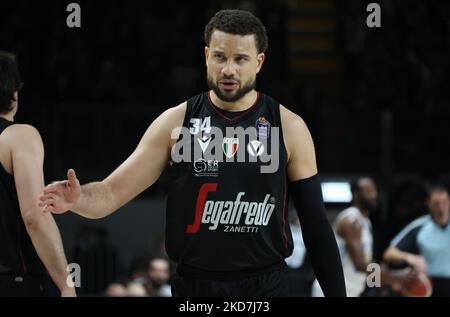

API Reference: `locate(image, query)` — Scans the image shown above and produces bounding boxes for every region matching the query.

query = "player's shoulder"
[2,124,43,149]
[2,123,41,142]
[150,102,188,141]
[390,214,431,246]
[162,101,187,120]
[338,221,362,241]
[279,105,310,140]
[280,105,307,128]
[336,211,363,236]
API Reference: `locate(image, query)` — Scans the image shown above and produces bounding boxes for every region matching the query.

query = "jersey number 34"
[190,117,211,134]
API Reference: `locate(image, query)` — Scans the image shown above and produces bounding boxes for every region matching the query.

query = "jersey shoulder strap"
[0,118,15,135]
[185,92,208,121]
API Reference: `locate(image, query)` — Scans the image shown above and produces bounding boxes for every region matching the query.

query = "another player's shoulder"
[1,124,43,154]
[391,215,431,246]
[336,208,363,236]
[2,123,42,144]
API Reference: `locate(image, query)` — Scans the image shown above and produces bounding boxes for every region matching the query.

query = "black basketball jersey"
[166,92,293,279]
[0,118,45,275]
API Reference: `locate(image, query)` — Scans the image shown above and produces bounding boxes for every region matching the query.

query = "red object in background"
[402,271,433,297]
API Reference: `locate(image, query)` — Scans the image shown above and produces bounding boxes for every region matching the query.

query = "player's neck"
[210,90,258,112]
[355,204,369,217]
[0,112,14,122]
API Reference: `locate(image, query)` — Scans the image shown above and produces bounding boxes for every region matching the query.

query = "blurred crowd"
[0,0,448,176]
[0,0,287,106]
[337,0,450,173]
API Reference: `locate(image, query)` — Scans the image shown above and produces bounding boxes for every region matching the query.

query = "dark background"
[1,0,449,294]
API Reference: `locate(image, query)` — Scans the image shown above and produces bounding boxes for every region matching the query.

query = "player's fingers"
[43,204,56,213]
[40,193,55,201]
[40,198,55,207]
[43,183,62,194]
[67,169,78,187]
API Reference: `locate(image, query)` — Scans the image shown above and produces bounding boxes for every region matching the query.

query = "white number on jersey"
[190,117,211,134]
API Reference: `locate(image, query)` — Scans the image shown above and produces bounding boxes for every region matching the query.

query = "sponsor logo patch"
[193,158,219,177]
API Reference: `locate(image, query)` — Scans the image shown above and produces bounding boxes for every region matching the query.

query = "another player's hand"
[391,268,419,294]
[405,254,428,272]
[39,169,81,214]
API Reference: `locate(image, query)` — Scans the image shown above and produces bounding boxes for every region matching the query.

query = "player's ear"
[205,46,210,67]
[256,53,265,74]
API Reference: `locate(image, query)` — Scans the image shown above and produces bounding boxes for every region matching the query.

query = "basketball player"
[333,177,378,296]
[384,184,450,296]
[0,51,75,296]
[39,10,345,296]
[313,177,416,296]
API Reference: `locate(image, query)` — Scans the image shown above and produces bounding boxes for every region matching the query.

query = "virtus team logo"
[247,140,264,157]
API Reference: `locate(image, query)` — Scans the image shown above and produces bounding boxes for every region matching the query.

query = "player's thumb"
[67,169,78,187]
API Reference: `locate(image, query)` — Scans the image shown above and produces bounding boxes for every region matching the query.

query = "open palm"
[39,169,81,214]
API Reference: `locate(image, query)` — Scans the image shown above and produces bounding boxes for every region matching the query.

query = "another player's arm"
[336,217,368,272]
[39,103,186,219]
[384,246,425,267]
[380,245,425,292]
[9,125,75,296]
[281,106,346,297]
[337,217,419,287]
[383,229,427,271]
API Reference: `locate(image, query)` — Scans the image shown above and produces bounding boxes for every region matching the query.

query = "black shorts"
[431,277,450,297]
[0,274,47,297]
[171,267,290,297]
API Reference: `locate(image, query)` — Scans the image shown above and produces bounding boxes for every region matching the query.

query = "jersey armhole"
[276,103,289,166]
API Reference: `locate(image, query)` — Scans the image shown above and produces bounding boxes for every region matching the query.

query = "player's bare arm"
[384,246,428,271]
[5,124,75,296]
[39,103,186,218]
[336,217,368,272]
[280,105,317,181]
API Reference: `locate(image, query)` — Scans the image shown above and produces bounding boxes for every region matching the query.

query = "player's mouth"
[433,211,449,225]
[218,79,239,92]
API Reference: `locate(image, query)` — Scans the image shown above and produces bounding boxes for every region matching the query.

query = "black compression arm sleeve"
[289,174,346,297]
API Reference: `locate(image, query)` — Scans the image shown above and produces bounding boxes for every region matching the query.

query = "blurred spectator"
[384,184,450,296]
[147,257,171,297]
[105,283,128,297]
[323,177,377,297]
[313,177,415,297]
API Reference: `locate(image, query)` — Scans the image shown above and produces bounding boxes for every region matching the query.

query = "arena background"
[1,0,449,295]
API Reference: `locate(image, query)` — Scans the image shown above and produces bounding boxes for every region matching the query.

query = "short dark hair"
[351,177,368,194]
[204,9,269,53]
[425,183,448,199]
[0,50,23,114]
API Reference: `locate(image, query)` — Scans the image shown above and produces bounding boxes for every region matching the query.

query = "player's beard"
[207,74,256,103]
[360,198,378,215]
